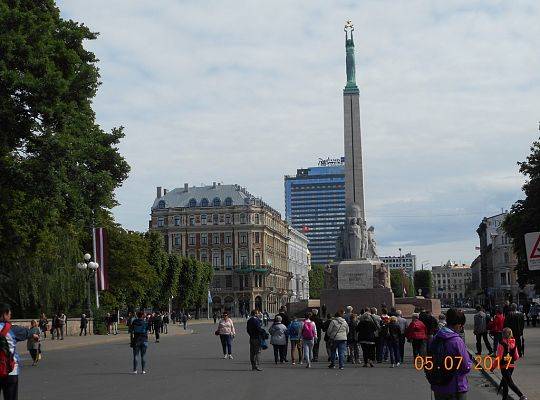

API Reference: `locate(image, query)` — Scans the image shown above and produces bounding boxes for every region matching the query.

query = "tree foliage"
[390,269,415,298]
[308,265,325,299]
[504,135,540,289]
[414,270,433,297]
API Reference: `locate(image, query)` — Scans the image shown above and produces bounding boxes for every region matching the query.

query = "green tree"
[414,270,433,298]
[0,0,129,316]
[308,265,325,299]
[390,270,413,298]
[504,135,540,290]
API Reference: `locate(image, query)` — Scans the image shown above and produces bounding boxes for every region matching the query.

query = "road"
[20,322,498,400]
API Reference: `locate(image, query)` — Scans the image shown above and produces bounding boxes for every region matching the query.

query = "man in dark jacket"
[419,310,438,338]
[247,310,267,371]
[311,309,323,362]
[275,306,290,327]
[504,303,525,356]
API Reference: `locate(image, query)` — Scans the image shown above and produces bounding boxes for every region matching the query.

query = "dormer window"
[224,197,233,206]
[188,198,197,207]
[157,200,166,209]
[213,197,221,207]
[201,198,209,207]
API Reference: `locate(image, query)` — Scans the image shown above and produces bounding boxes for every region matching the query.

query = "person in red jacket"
[488,307,505,355]
[405,313,428,357]
[491,327,528,400]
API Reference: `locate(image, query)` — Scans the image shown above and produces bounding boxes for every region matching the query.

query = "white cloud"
[58,0,540,264]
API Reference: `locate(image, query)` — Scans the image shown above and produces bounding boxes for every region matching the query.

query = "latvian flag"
[93,227,109,291]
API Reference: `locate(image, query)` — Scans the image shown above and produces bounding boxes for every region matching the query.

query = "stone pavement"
[464,324,539,400]
[19,322,498,400]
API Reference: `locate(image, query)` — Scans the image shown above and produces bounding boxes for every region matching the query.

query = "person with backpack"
[269,315,288,364]
[311,309,323,362]
[357,309,378,367]
[347,313,360,364]
[405,313,428,358]
[129,311,149,374]
[473,305,493,355]
[288,316,303,365]
[326,309,349,370]
[387,316,401,368]
[427,308,472,400]
[504,303,525,356]
[0,303,40,399]
[491,327,528,400]
[301,312,317,368]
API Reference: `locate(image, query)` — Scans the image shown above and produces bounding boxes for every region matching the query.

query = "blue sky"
[58,0,540,266]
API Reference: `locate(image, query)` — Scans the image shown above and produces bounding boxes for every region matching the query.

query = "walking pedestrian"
[428,308,472,400]
[112,311,119,335]
[311,309,322,362]
[490,307,505,354]
[473,305,493,355]
[491,327,528,400]
[181,313,188,330]
[378,308,390,363]
[269,315,287,364]
[322,314,333,362]
[50,314,58,340]
[262,310,269,327]
[396,310,408,363]
[163,313,169,334]
[152,312,161,343]
[55,312,65,340]
[370,307,382,362]
[216,312,235,359]
[0,303,40,399]
[530,302,539,327]
[405,313,427,357]
[129,311,149,374]
[38,314,48,339]
[301,312,317,368]
[275,306,290,328]
[288,316,303,365]
[504,303,525,356]
[27,320,41,366]
[213,312,218,324]
[326,309,349,370]
[105,313,112,335]
[346,313,360,364]
[357,309,377,367]
[246,310,267,371]
[387,316,401,367]
[79,313,88,336]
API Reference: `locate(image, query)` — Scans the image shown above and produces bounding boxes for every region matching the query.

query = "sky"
[58,0,540,267]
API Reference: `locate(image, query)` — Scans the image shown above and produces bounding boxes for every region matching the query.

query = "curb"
[465,347,517,400]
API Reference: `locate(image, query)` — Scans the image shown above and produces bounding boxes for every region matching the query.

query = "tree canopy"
[308,264,324,299]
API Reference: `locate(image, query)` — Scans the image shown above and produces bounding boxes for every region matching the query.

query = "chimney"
[156,186,163,198]
[212,181,217,188]
[163,189,168,195]
[184,183,189,192]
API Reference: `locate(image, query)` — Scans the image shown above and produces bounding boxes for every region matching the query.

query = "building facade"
[287,227,310,302]
[380,253,417,277]
[150,183,291,315]
[477,212,519,306]
[284,158,345,265]
[432,262,473,306]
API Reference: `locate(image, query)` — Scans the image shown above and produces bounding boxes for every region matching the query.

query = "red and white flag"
[93,227,109,291]
[302,225,311,233]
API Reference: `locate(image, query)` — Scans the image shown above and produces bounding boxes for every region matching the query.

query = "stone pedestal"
[321,288,394,315]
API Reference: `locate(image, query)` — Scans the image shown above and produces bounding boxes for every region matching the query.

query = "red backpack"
[0,323,15,377]
[302,321,315,340]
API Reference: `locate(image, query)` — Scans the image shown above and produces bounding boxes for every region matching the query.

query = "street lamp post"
[77,253,99,318]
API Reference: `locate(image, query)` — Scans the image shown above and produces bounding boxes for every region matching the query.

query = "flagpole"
[93,227,100,309]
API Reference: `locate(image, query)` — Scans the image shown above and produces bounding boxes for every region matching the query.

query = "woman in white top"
[216,312,236,359]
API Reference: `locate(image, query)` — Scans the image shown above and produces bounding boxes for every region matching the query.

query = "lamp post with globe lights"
[77,253,99,318]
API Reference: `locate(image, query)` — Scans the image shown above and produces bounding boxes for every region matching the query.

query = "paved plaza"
[18,322,500,400]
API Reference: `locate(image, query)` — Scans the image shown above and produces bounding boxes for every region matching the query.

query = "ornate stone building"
[150,183,291,315]
[287,227,310,302]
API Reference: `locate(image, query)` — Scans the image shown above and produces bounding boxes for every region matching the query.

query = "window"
[224,197,233,206]
[188,234,196,246]
[188,198,197,207]
[201,233,208,245]
[158,200,166,209]
[200,250,208,263]
[225,233,232,245]
[213,197,221,207]
[157,217,164,227]
[225,214,231,224]
[255,253,261,266]
[225,253,233,269]
[500,273,507,286]
[174,216,180,226]
[255,232,260,244]
[213,213,219,224]
[213,233,220,245]
[240,254,247,266]
[504,252,509,264]
[189,215,195,226]
[240,214,246,224]
[201,198,209,207]
[255,213,260,224]
[201,214,207,225]
[240,233,247,244]
[212,253,221,269]
[174,236,181,246]
[225,276,232,288]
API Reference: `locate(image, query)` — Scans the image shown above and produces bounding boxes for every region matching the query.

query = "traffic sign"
[524,232,540,271]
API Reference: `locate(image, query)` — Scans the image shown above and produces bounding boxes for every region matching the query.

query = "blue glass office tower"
[285,161,345,265]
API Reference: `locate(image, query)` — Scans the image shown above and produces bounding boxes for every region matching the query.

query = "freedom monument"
[321,21,394,312]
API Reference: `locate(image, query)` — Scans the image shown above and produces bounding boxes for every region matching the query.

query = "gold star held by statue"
[345,20,354,30]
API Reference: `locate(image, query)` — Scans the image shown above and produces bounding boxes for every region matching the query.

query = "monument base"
[320,287,394,315]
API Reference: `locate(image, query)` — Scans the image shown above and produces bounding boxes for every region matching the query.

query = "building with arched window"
[150,182,292,315]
